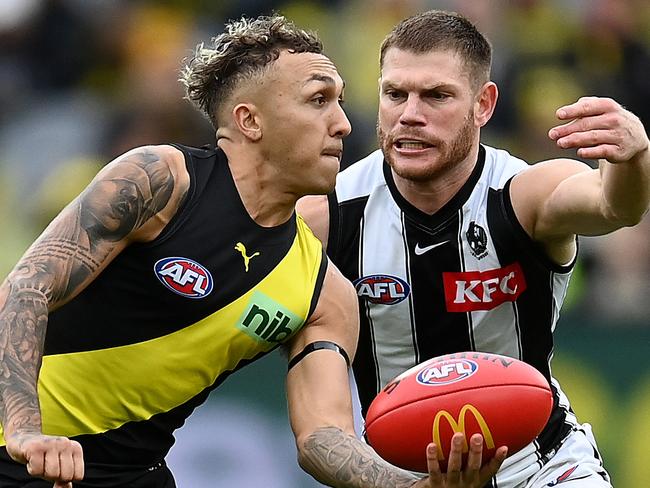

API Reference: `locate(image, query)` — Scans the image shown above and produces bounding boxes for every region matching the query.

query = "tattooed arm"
[286,261,506,488]
[0,144,189,485]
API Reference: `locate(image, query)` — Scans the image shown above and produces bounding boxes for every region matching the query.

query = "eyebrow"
[305,74,346,90]
[381,80,451,91]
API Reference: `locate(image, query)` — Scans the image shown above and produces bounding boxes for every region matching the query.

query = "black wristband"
[287,340,350,371]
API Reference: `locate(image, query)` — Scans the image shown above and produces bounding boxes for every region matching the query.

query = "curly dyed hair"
[180,14,323,128]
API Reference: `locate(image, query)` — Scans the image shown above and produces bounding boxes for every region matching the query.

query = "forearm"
[0,283,48,437]
[298,426,420,488]
[600,147,650,224]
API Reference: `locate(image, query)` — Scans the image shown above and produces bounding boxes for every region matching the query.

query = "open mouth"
[395,140,433,150]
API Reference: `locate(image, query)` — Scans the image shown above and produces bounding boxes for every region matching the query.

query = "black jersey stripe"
[401,211,420,365]
[307,249,328,319]
[68,347,278,470]
[457,207,477,350]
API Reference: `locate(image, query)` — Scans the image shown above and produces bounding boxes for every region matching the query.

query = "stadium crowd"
[0,1,649,487]
[0,1,648,318]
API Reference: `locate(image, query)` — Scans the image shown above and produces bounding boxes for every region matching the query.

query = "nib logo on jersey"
[237,291,302,343]
[353,274,411,305]
[442,262,527,312]
[154,257,213,299]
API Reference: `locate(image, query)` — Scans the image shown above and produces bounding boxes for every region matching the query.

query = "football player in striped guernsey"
[298,9,648,488]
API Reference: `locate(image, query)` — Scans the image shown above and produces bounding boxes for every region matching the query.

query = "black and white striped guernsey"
[327,144,579,463]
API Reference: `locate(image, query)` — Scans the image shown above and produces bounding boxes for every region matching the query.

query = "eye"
[385,89,404,101]
[312,95,327,106]
[427,91,450,100]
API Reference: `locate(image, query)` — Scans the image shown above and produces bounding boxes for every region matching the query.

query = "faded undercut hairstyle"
[380,10,492,91]
[180,14,323,129]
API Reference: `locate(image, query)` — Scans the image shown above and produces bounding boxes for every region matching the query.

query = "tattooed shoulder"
[78,146,181,243]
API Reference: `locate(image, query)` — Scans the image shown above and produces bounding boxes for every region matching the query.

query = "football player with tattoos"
[0,14,504,488]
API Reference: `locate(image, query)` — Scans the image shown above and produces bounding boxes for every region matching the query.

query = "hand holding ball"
[365,352,553,472]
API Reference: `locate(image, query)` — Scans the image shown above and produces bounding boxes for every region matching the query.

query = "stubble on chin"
[376,115,476,182]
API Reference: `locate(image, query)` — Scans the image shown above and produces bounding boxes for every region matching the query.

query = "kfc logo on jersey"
[416,359,478,386]
[353,274,411,305]
[442,262,526,312]
[154,257,214,299]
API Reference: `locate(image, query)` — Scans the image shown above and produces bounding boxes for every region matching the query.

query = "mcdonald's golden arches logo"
[432,404,495,459]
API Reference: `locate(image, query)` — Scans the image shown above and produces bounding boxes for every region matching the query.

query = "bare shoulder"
[86,144,191,243]
[105,144,188,186]
[296,194,330,246]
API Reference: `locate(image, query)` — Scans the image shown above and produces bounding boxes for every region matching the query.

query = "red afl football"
[365,352,553,473]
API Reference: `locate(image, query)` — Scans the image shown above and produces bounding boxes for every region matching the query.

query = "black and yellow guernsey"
[0,144,327,478]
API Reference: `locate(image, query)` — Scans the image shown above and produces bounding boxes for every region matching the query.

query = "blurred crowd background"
[0,0,649,487]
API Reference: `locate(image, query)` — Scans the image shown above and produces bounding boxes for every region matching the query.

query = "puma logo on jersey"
[442,262,527,312]
[235,242,260,272]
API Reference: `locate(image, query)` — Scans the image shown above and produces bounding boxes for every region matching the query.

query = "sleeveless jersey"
[328,145,579,467]
[0,144,326,474]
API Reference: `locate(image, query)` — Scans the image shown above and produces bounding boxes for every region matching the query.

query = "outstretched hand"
[413,432,507,488]
[6,431,84,486]
[548,96,649,164]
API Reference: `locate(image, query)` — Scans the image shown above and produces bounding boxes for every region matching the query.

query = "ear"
[232,103,262,141]
[474,81,498,128]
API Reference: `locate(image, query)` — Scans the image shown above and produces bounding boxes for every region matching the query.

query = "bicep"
[511,158,606,240]
[286,261,359,444]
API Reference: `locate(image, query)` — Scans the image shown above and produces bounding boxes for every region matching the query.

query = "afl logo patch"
[416,359,478,386]
[154,257,213,299]
[353,274,410,305]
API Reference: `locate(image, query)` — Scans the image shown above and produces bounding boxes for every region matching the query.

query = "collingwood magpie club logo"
[466,221,488,259]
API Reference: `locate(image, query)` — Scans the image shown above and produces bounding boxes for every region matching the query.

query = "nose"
[399,95,426,126]
[332,104,352,138]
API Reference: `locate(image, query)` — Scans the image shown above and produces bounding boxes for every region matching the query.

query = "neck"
[219,140,296,227]
[392,144,480,215]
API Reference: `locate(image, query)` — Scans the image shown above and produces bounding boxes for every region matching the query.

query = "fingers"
[426,443,444,486]
[425,434,507,488]
[444,432,465,486]
[465,434,483,472]
[553,96,615,121]
[548,97,647,162]
[23,437,84,484]
[479,445,508,485]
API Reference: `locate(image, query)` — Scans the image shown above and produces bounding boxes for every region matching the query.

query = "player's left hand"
[413,432,507,488]
[548,96,649,164]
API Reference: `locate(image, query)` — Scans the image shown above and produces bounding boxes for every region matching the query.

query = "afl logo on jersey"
[353,274,410,305]
[416,359,478,386]
[154,257,213,299]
